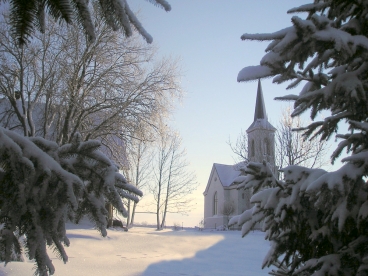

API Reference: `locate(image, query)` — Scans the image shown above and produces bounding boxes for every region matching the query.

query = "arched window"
[251,140,255,157]
[213,192,218,215]
[264,138,270,155]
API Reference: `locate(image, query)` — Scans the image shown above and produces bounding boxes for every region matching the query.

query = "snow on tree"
[0,128,142,275]
[0,9,182,167]
[0,1,171,275]
[4,0,171,45]
[230,1,368,275]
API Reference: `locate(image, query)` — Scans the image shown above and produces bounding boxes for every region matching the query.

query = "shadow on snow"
[142,230,270,276]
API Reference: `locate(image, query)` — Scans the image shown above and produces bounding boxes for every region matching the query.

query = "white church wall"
[224,187,238,213]
[227,187,240,228]
[237,188,251,215]
[203,170,227,229]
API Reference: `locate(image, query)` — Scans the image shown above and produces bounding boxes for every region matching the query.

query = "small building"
[203,80,276,229]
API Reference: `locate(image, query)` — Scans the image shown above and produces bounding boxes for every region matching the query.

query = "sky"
[127,0,342,227]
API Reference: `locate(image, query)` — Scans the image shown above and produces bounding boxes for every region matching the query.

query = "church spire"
[247,80,276,133]
[254,79,267,121]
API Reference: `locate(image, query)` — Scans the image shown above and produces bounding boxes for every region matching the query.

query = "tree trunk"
[126,199,131,227]
[156,180,161,230]
[156,205,160,230]
[156,154,164,230]
[105,203,113,228]
[130,201,137,226]
[160,200,167,229]
[161,150,174,229]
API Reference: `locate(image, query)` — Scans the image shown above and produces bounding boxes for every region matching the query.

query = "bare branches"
[149,127,197,230]
[122,125,154,226]
[0,11,183,169]
[275,106,330,170]
[227,129,249,163]
[228,106,330,171]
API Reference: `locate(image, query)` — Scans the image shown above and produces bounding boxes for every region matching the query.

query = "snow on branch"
[0,127,142,273]
[125,4,153,43]
[237,65,274,82]
[236,1,368,274]
[9,0,172,45]
[287,3,330,14]
[274,94,299,101]
[145,0,171,11]
[241,27,292,41]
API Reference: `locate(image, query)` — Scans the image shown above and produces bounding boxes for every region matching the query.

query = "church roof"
[203,163,242,195]
[247,80,276,132]
[247,118,276,132]
[213,163,241,187]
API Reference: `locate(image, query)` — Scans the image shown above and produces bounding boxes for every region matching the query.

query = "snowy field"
[0,220,270,276]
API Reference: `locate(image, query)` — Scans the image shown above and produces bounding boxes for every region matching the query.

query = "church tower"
[246,80,276,172]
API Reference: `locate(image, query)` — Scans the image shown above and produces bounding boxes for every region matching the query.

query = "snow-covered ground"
[0,220,270,276]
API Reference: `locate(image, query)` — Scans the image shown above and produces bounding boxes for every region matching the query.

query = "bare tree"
[220,200,235,228]
[0,12,65,137]
[276,107,329,170]
[0,11,182,167]
[149,126,197,230]
[0,1,172,274]
[122,128,154,227]
[0,10,183,225]
[228,129,249,163]
[228,106,330,170]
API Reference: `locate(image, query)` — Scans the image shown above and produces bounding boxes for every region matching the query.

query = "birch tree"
[123,130,153,227]
[149,128,197,230]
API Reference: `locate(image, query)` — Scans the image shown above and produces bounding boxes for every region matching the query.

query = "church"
[203,80,276,229]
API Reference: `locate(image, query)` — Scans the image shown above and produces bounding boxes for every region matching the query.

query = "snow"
[246,118,276,132]
[213,163,241,187]
[272,27,298,53]
[0,219,270,276]
[237,65,273,82]
[152,0,171,11]
[287,2,329,14]
[240,27,292,41]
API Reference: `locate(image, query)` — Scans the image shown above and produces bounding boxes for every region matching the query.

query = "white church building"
[203,80,276,229]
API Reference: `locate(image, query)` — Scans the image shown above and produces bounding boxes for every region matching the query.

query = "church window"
[264,138,270,155]
[213,192,218,215]
[251,140,255,157]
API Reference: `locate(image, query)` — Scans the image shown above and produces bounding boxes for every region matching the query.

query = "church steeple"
[247,80,276,132]
[246,80,276,173]
[254,79,267,121]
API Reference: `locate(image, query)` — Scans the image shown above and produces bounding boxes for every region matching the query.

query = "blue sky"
[128,0,334,227]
